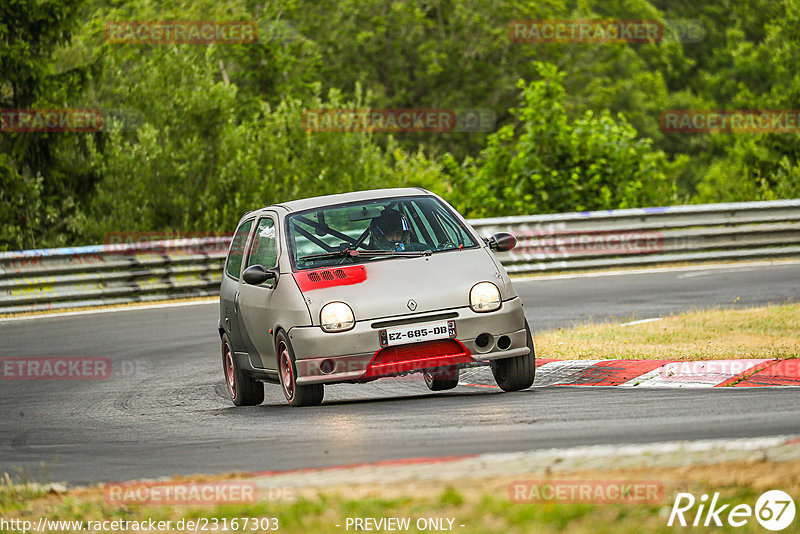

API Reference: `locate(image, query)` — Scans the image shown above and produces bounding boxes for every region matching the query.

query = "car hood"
[293,248,515,324]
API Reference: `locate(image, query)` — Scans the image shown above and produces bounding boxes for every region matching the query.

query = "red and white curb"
[460,358,800,388]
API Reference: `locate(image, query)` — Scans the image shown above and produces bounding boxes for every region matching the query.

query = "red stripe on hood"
[293,265,367,292]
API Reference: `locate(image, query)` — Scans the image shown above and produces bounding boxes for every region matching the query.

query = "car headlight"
[320,302,355,332]
[470,282,501,312]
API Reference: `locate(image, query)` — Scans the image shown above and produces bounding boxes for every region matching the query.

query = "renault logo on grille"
[407,299,417,311]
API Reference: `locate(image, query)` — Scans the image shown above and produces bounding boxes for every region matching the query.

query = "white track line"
[619,317,662,326]
[0,298,216,323]
[512,259,800,282]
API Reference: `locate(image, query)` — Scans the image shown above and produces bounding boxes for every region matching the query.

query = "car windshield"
[287,195,477,270]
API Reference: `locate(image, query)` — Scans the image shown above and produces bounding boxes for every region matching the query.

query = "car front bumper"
[288,297,529,385]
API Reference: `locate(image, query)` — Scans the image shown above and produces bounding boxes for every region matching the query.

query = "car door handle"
[234,291,239,313]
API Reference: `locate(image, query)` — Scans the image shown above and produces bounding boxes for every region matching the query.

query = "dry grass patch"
[536,303,800,360]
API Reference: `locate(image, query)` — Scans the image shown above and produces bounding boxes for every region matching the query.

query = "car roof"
[268,187,432,213]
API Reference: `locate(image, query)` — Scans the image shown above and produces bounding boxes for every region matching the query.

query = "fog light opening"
[320,359,336,374]
[497,335,512,350]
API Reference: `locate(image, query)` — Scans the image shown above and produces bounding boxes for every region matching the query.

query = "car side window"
[225,219,254,279]
[246,217,278,269]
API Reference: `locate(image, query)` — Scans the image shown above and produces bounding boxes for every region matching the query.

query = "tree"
[0,0,95,250]
[446,63,681,217]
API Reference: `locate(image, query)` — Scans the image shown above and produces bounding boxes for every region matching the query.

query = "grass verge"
[3,459,799,533]
[535,303,800,360]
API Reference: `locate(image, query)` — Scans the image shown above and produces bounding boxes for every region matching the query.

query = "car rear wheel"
[423,367,459,391]
[276,330,324,407]
[222,333,264,406]
[491,319,536,392]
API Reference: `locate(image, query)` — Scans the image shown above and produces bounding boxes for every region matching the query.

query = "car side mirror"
[242,265,278,286]
[488,232,517,252]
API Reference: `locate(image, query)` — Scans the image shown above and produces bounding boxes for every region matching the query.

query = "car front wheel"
[491,319,536,392]
[222,333,264,406]
[276,330,324,407]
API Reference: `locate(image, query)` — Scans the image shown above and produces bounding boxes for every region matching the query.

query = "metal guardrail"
[476,199,800,273]
[1,200,799,314]
[0,238,229,314]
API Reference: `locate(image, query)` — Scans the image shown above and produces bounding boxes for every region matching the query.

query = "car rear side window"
[226,219,254,279]
[246,218,278,269]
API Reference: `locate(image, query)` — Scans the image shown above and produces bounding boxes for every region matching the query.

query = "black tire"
[491,319,536,392]
[222,333,264,406]
[423,367,459,391]
[275,330,324,407]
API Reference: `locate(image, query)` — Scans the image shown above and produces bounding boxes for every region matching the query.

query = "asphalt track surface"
[1,262,798,484]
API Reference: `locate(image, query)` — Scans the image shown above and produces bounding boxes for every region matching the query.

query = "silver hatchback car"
[218,188,535,407]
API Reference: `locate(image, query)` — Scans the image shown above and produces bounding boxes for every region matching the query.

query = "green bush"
[445,63,682,218]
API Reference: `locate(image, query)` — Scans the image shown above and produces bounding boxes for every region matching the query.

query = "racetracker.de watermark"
[510,230,664,258]
[509,480,664,504]
[103,481,268,506]
[103,231,230,255]
[660,110,800,134]
[301,108,496,133]
[1,109,103,132]
[509,19,704,44]
[295,359,460,381]
[1,357,112,380]
[509,20,663,43]
[659,360,800,382]
[104,20,258,44]
[1,108,142,132]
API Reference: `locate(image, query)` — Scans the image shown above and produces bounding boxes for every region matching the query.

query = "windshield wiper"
[357,249,432,258]
[300,248,431,262]
[300,248,361,261]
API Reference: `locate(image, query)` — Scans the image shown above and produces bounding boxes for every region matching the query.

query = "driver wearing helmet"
[369,208,413,251]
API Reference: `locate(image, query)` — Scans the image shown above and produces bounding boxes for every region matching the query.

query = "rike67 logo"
[668,490,796,531]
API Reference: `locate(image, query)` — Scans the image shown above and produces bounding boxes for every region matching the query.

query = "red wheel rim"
[279,342,294,402]
[224,341,237,401]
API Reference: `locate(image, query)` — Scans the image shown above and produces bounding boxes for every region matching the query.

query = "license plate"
[379,320,456,347]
